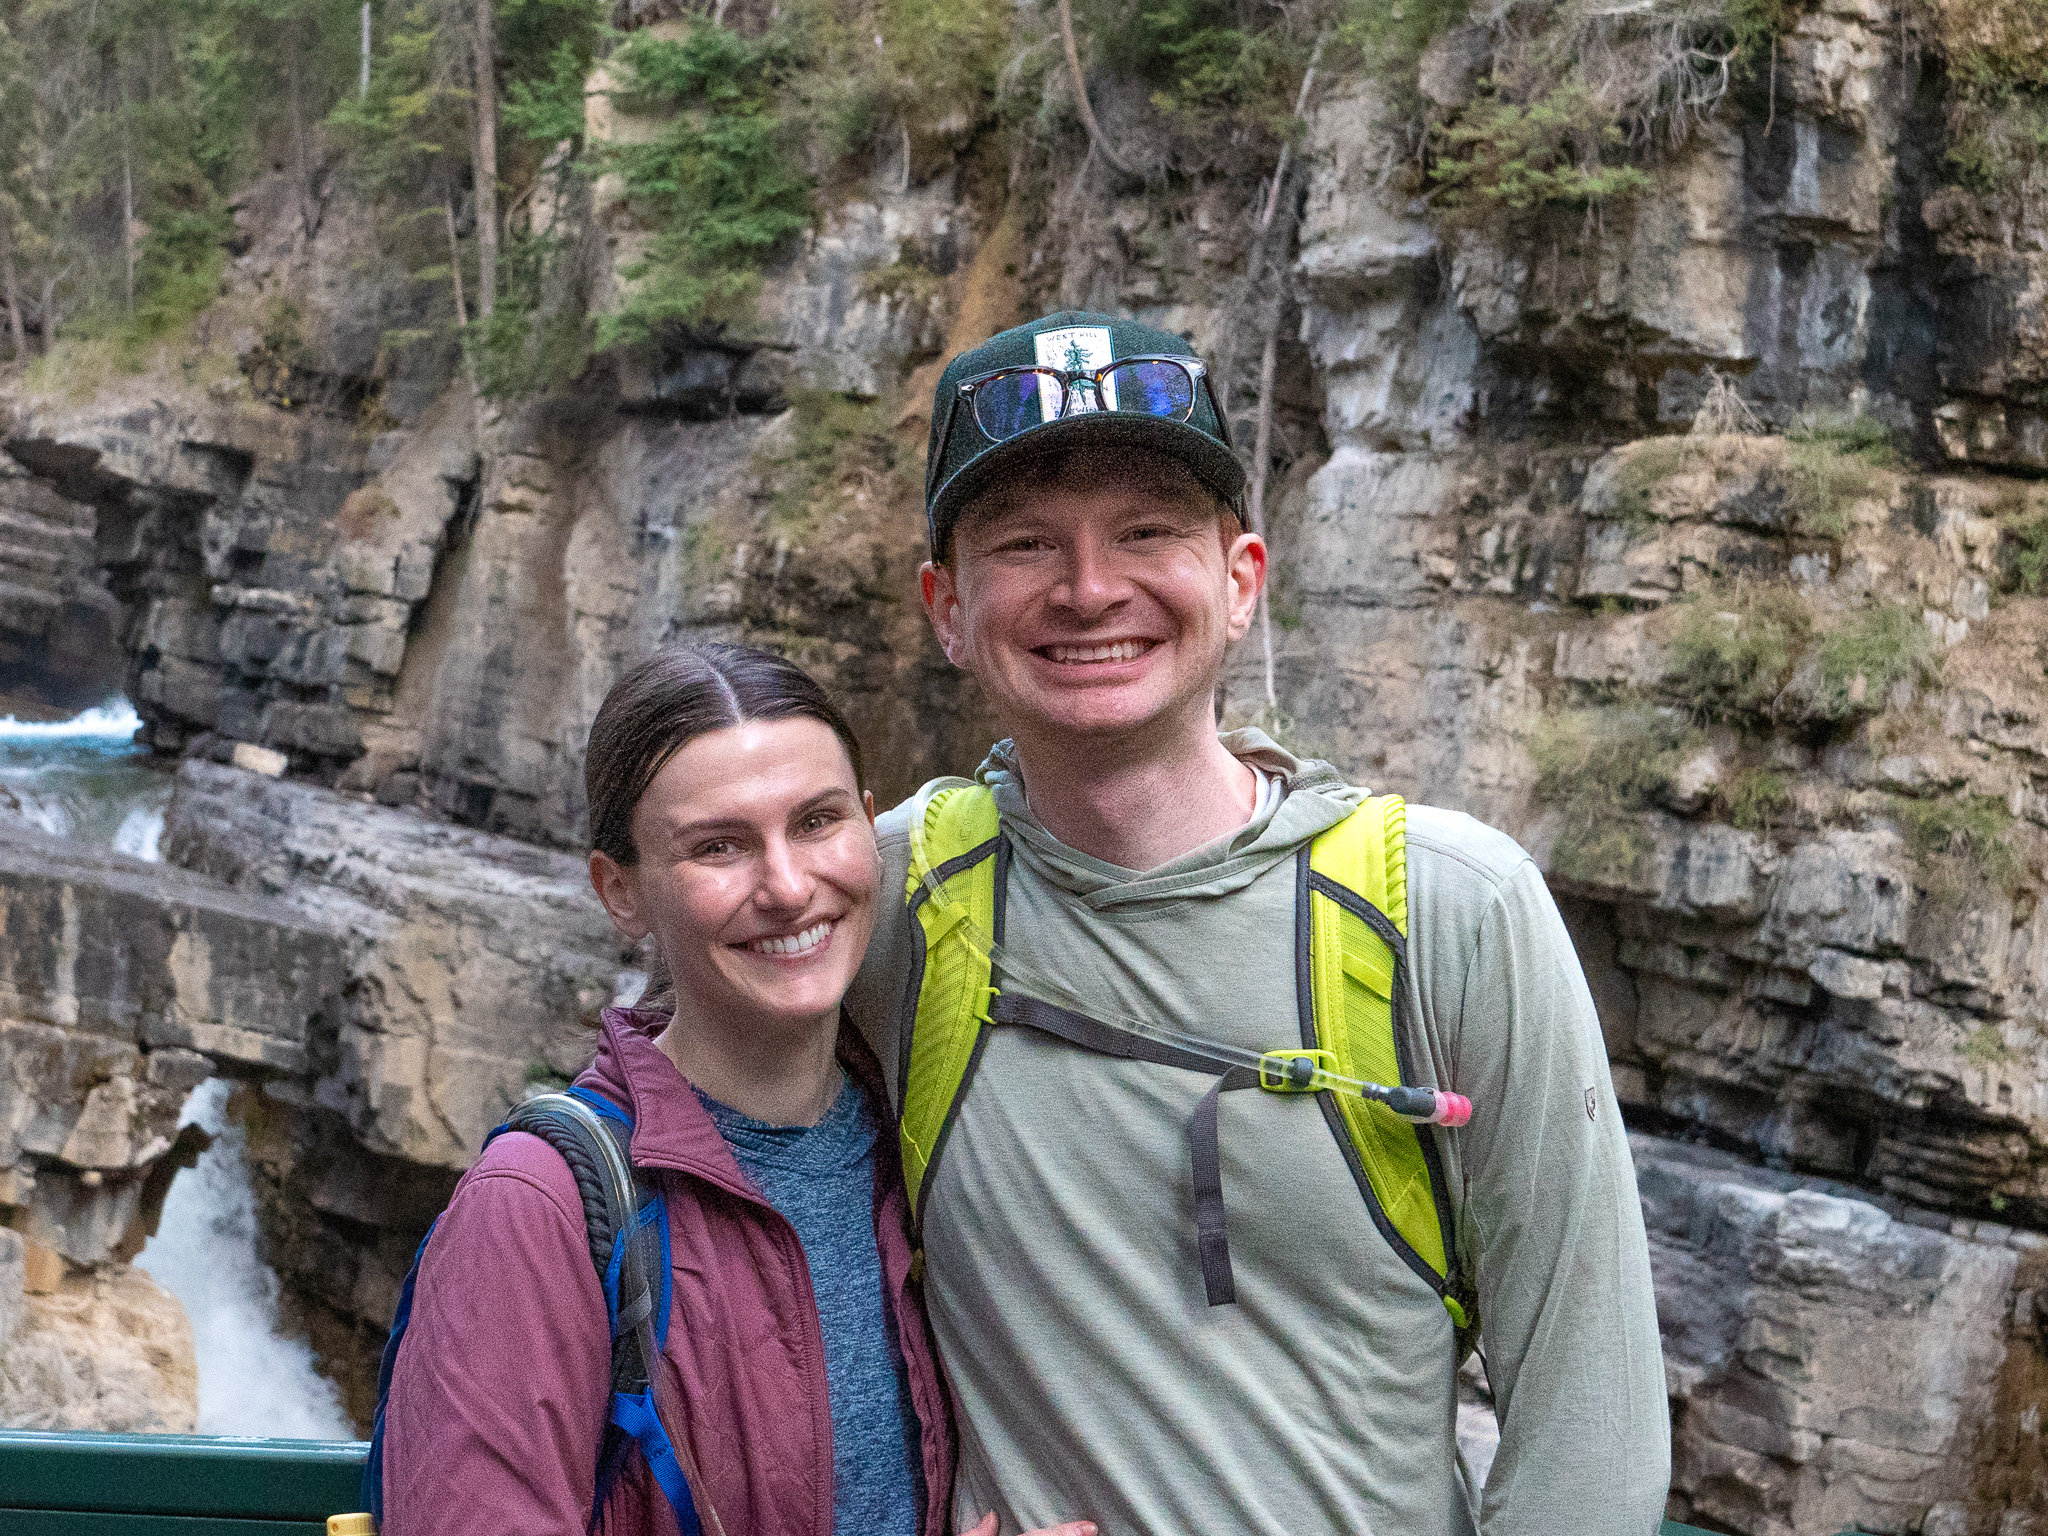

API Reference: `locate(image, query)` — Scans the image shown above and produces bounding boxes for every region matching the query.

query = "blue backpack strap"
[361,1221,438,1518]
[364,1088,703,1536]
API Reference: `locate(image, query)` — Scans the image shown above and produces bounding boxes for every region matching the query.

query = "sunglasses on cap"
[925,354,1218,499]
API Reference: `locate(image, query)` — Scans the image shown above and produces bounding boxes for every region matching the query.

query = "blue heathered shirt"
[698,1079,923,1536]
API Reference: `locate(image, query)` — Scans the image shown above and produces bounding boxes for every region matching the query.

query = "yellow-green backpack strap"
[898,782,1003,1222]
[1304,796,1472,1329]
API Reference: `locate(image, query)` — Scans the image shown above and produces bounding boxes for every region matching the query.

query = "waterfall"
[7,699,351,1438]
[134,1081,354,1439]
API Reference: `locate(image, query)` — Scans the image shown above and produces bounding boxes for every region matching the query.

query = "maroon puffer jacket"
[381,1005,956,1536]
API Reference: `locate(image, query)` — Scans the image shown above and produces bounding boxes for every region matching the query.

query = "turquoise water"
[0,700,168,859]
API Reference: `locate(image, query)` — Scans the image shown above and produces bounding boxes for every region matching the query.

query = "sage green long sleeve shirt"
[845,731,1670,1536]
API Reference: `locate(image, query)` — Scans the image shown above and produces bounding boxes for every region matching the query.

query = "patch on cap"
[1032,325,1116,419]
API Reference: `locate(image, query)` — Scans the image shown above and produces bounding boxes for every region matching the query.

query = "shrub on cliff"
[1431,81,1652,209]
[1663,582,1940,728]
[1529,704,1700,883]
[1991,490,2048,595]
[1784,418,1903,537]
[596,24,814,351]
[1665,581,1813,723]
[1891,792,2026,906]
[1360,0,1745,216]
[1800,603,1940,721]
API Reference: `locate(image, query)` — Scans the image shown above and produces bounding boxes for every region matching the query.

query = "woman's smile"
[738,918,839,958]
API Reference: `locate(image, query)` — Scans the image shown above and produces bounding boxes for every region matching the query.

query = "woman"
[382,643,1091,1536]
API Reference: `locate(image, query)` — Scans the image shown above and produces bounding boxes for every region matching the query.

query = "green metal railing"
[0,1429,1727,1534]
[0,1432,366,1534]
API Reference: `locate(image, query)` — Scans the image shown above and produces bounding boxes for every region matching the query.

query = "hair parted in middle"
[584,641,866,868]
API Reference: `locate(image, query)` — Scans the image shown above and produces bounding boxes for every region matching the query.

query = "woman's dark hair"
[585,642,865,866]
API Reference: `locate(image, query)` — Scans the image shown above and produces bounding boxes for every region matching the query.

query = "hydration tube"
[905,785,1474,1130]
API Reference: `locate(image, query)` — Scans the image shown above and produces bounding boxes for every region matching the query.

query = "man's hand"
[959,1514,1097,1536]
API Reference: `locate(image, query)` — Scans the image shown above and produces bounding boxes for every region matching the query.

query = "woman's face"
[591,717,878,1038]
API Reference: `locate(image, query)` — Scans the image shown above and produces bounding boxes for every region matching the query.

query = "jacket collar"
[580,1005,894,1199]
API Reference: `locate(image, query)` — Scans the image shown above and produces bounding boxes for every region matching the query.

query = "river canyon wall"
[4,0,2048,1530]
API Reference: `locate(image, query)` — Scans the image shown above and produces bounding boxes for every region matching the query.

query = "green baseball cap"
[923,310,1245,556]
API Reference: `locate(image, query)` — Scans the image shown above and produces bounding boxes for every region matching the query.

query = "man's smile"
[1035,639,1159,665]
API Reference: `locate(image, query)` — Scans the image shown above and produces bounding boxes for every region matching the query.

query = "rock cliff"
[4,0,2048,1529]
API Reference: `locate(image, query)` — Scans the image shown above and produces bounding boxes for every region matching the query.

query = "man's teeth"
[746,922,832,956]
[1044,640,1150,664]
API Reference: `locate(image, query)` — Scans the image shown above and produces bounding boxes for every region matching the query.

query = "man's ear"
[921,559,967,667]
[1223,529,1267,643]
[588,851,652,942]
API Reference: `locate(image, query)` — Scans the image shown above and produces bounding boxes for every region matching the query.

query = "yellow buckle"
[1257,1048,1334,1092]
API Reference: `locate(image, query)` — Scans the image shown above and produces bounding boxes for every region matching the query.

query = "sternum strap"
[986,992,1258,1306]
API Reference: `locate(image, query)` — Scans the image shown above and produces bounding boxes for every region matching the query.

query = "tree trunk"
[0,211,26,361]
[288,37,313,239]
[121,141,135,318]
[442,187,469,328]
[119,78,136,319]
[1246,320,1280,710]
[1055,0,1136,181]
[470,0,498,319]
[39,270,55,353]
[360,2,372,99]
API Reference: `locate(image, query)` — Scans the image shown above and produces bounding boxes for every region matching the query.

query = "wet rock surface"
[0,1229,199,1433]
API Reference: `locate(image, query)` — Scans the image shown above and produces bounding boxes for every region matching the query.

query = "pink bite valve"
[1431,1092,1473,1128]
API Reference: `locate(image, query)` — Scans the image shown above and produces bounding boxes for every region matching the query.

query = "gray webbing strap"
[986,992,1258,1307]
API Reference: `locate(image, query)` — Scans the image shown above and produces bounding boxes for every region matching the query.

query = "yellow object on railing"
[328,1514,377,1535]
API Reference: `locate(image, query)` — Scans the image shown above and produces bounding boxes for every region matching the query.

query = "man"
[846,310,1670,1536]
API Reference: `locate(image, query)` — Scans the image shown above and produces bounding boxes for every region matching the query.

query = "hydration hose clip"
[1256,1048,1334,1093]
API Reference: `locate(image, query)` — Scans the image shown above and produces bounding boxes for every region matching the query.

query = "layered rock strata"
[3,1,2048,1528]
[0,457,122,716]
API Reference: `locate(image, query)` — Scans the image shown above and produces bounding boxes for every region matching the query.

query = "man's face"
[921,478,1266,747]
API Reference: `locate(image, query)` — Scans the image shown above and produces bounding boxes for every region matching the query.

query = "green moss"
[1664,582,1813,723]
[1604,437,1697,524]
[1529,705,1700,884]
[761,389,908,538]
[1930,0,2048,217]
[1961,1022,2014,1070]
[1723,766,1790,832]
[1995,501,2048,595]
[1806,603,1940,720]
[1893,793,2026,904]
[1784,418,1901,537]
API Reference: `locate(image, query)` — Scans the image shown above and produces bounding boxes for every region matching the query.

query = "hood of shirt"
[974,728,1370,909]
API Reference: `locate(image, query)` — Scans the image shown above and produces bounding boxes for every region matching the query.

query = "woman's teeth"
[1043,640,1151,664]
[745,921,832,957]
